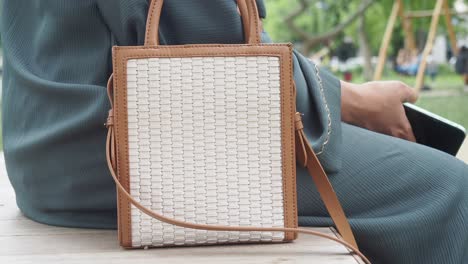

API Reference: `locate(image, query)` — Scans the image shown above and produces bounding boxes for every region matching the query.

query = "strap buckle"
[295,112,304,131]
[105,109,114,128]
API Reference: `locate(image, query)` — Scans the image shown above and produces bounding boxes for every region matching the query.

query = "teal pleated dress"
[1,1,467,263]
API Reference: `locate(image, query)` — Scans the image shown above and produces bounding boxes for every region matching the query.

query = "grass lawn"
[416,95,468,130]
[352,70,463,93]
[349,66,468,130]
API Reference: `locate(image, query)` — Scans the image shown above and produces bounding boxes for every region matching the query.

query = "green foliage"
[344,2,388,54]
[264,0,468,133]
[264,0,352,43]
[262,0,296,42]
[263,0,462,54]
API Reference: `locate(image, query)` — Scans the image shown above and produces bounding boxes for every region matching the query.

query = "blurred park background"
[0,0,467,158]
[264,0,468,133]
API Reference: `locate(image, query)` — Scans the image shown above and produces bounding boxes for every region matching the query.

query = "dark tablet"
[404,103,466,156]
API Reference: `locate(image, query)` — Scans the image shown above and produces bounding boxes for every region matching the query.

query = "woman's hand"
[341,80,418,142]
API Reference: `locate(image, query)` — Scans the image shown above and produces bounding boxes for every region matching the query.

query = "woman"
[1,1,467,263]
[456,46,468,90]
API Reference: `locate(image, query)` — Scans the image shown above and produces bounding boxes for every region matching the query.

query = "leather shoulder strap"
[105,125,368,263]
[294,113,358,248]
[104,77,366,262]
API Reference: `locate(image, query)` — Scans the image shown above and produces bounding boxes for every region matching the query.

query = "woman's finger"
[398,82,418,103]
[401,112,417,142]
[404,124,417,142]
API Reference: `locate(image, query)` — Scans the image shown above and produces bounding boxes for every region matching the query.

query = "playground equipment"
[373,0,460,93]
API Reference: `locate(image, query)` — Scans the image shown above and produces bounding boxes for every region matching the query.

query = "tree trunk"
[358,15,373,81]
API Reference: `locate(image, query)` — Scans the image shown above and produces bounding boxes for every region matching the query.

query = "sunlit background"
[264,0,468,158]
[0,1,467,157]
[264,0,467,124]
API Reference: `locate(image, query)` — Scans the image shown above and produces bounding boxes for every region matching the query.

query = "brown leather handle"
[105,128,369,263]
[144,0,262,46]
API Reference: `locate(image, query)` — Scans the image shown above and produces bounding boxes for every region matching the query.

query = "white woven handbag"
[105,0,368,262]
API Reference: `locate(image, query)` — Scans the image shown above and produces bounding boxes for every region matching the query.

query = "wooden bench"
[0,156,363,263]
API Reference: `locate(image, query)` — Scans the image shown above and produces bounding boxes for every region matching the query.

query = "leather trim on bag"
[112,50,133,248]
[112,43,298,244]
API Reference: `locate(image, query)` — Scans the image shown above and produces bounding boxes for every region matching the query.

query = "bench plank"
[0,155,362,263]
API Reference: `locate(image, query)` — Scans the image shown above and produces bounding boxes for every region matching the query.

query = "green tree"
[264,0,459,55]
[264,0,375,54]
